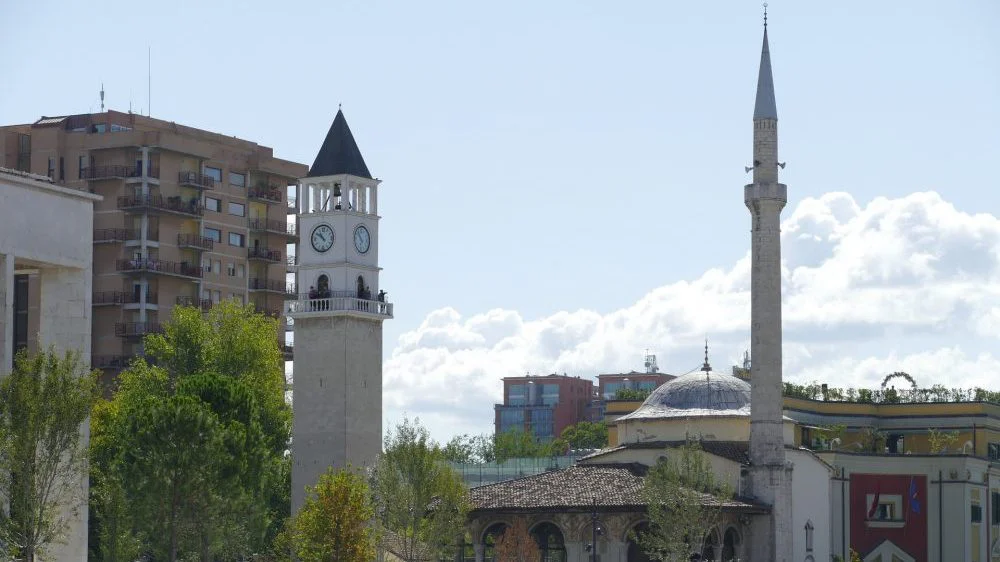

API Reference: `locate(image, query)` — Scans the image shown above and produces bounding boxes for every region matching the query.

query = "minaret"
[290,109,392,512]
[745,16,793,562]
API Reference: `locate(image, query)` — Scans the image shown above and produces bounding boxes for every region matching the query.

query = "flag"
[909,477,921,514]
[868,484,881,519]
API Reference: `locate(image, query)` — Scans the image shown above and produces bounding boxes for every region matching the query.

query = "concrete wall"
[788,449,832,562]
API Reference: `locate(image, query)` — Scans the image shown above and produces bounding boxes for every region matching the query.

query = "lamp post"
[587,496,603,562]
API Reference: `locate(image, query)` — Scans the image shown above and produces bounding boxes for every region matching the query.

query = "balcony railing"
[116,258,203,279]
[93,228,137,243]
[117,195,204,217]
[248,186,283,204]
[178,171,215,190]
[248,278,284,293]
[288,296,393,318]
[177,233,214,251]
[82,164,142,180]
[114,322,164,338]
[248,247,282,263]
[284,283,297,299]
[92,354,140,371]
[93,290,157,306]
[248,218,296,237]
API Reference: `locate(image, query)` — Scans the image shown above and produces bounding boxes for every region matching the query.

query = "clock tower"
[290,109,392,512]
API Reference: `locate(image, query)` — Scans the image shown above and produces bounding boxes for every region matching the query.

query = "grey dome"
[617,372,751,421]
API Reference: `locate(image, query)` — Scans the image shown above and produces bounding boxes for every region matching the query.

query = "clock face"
[354,225,371,254]
[310,224,334,253]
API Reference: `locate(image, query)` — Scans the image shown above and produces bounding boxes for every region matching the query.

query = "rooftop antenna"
[100,83,105,112]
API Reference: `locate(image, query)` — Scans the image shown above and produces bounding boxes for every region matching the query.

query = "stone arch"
[702,527,721,561]
[480,521,510,562]
[529,520,566,562]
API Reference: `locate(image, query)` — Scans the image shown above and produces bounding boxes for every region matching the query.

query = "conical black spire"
[307,109,372,179]
[753,28,778,120]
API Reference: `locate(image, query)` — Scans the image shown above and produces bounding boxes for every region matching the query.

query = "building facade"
[494,374,595,440]
[289,109,393,512]
[0,111,304,384]
[0,167,101,561]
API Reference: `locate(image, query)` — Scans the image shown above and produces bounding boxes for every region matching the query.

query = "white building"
[0,167,100,561]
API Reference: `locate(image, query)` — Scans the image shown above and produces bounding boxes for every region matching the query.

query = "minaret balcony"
[288,292,393,320]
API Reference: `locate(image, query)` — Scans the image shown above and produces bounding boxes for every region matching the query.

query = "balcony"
[116,258,203,279]
[248,247,282,264]
[248,218,297,238]
[177,233,214,251]
[176,296,214,311]
[284,283,297,299]
[93,290,157,306]
[82,164,142,181]
[92,354,139,372]
[93,228,137,244]
[281,342,293,361]
[117,195,204,217]
[178,171,215,190]
[249,186,283,204]
[288,295,393,319]
[114,322,164,339]
[248,278,285,294]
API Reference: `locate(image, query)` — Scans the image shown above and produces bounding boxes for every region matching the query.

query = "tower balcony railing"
[248,247,282,263]
[283,283,297,299]
[248,218,297,238]
[177,171,216,190]
[248,186,283,204]
[288,295,393,318]
[116,258,203,279]
[114,322,164,338]
[177,233,214,251]
[117,195,204,217]
[248,278,285,293]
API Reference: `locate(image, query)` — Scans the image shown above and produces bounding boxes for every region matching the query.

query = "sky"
[2,1,999,443]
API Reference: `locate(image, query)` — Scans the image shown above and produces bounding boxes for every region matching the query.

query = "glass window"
[529,407,554,437]
[237,264,245,278]
[202,258,211,271]
[205,197,221,213]
[972,504,983,523]
[508,384,527,406]
[59,157,64,181]
[229,172,245,187]
[204,228,222,242]
[992,492,1000,525]
[228,202,245,217]
[229,232,245,247]
[213,260,221,274]
[227,263,235,276]
[47,157,55,178]
[498,409,525,433]
[541,384,560,406]
[204,166,222,182]
[212,290,221,304]
[78,155,87,179]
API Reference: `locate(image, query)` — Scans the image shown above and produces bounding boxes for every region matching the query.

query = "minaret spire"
[753,26,778,121]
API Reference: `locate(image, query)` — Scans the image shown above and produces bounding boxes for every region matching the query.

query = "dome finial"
[701,338,712,374]
[763,2,768,28]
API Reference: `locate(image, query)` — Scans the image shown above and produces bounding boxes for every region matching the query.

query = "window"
[229,232,245,247]
[989,443,1000,461]
[204,228,222,242]
[972,503,983,523]
[48,157,55,178]
[228,202,245,217]
[213,260,222,274]
[59,157,64,181]
[229,172,245,187]
[78,155,87,179]
[204,166,222,182]
[541,384,560,406]
[202,258,211,272]
[237,264,245,278]
[205,197,221,213]
[992,492,1000,525]
[508,384,527,406]
[804,520,814,552]
[227,263,235,276]
[212,290,221,304]
[202,289,211,301]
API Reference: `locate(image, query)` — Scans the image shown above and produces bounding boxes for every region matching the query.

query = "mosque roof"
[469,463,769,514]
[308,109,372,179]
[617,371,753,421]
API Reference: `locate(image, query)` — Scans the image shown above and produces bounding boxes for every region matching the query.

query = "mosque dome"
[617,371,752,421]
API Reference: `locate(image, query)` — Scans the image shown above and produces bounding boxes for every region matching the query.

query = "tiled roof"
[578,441,751,464]
[469,463,767,514]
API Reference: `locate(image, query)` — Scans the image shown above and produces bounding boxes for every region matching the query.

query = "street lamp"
[585,496,604,562]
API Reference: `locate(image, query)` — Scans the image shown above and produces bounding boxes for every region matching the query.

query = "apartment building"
[494,374,596,439]
[0,111,306,383]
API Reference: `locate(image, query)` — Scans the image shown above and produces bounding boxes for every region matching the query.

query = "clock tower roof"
[308,109,372,179]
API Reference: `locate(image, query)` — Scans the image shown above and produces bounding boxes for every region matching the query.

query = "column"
[0,253,14,375]
[371,184,378,215]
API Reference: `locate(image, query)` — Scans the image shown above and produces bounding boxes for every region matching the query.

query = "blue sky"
[2,1,998,441]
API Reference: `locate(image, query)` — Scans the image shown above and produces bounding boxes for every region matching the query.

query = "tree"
[493,429,542,462]
[927,427,960,454]
[639,441,732,562]
[560,421,609,450]
[0,347,98,562]
[493,519,540,562]
[372,418,471,562]
[279,468,377,562]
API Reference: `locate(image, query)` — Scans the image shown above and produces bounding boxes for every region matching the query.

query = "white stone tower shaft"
[745,26,794,562]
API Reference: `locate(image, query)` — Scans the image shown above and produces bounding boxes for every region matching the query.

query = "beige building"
[0,167,101,561]
[0,111,306,384]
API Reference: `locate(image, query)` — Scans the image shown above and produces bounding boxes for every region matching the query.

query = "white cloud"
[383,191,1000,441]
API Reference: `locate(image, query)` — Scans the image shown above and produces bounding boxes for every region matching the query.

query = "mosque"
[465,18,1000,562]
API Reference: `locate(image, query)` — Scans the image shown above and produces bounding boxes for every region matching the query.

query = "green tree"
[493,429,542,462]
[639,441,733,562]
[560,421,609,449]
[927,427,960,454]
[0,347,98,562]
[278,468,377,562]
[372,418,471,562]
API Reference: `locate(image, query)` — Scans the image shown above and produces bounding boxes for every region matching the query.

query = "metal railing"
[93,228,137,243]
[92,354,142,371]
[82,164,141,180]
[248,247,282,262]
[117,195,205,217]
[248,218,295,237]
[248,278,285,292]
[93,290,157,305]
[116,258,203,278]
[114,322,164,338]
[177,233,214,251]
[288,296,393,318]
[248,186,283,203]
[178,171,216,190]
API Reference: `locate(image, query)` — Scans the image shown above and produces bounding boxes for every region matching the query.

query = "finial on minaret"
[763,2,768,27]
[701,338,712,374]
[338,103,342,111]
